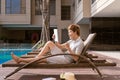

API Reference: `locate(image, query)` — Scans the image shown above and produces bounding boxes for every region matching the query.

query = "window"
[50,0,56,15]
[61,6,71,20]
[5,0,26,14]
[35,0,56,15]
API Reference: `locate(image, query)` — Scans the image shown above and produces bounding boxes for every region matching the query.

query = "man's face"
[68,30,76,40]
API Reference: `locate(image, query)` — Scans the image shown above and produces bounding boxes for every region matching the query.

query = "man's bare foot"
[11,52,21,64]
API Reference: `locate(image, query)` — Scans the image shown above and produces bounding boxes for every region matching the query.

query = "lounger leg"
[78,55,103,80]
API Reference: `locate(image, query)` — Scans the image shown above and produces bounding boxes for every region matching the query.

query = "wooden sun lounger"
[27,52,39,55]
[2,57,115,68]
[21,55,104,63]
[2,33,116,79]
[20,54,106,63]
[2,53,116,80]
[26,52,98,58]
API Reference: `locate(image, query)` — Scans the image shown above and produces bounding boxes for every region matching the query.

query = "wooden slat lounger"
[26,52,98,58]
[2,33,116,79]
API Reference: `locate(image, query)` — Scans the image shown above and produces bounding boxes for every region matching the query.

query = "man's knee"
[46,41,54,45]
[46,41,56,49]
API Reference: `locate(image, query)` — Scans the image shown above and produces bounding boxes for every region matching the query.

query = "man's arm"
[55,42,67,50]
[64,43,79,61]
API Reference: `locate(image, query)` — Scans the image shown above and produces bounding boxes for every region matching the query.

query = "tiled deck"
[0,51,120,80]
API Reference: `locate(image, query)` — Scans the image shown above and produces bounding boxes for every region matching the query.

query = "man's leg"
[11,53,46,63]
[36,41,56,58]
[11,41,56,63]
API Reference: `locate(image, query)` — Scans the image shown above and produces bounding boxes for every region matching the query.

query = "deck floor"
[0,51,120,80]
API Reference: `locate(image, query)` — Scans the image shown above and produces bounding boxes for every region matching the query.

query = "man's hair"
[68,24,80,36]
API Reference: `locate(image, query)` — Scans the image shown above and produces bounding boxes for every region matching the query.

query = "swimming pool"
[0,49,32,64]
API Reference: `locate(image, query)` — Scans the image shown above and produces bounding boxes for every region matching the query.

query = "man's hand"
[64,43,70,51]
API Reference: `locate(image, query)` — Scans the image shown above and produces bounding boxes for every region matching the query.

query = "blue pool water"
[0,49,32,64]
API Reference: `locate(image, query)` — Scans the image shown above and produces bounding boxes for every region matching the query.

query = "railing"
[32,40,42,49]
[0,43,33,49]
[32,40,45,50]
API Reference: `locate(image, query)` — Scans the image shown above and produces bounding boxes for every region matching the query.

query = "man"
[11,24,84,64]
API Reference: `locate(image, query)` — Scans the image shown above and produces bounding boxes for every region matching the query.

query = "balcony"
[0,0,31,24]
[73,0,91,24]
[91,0,120,17]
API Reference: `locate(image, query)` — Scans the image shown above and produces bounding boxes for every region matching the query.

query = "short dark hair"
[68,24,80,36]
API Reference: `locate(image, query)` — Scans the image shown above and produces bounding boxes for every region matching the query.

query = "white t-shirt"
[67,37,84,55]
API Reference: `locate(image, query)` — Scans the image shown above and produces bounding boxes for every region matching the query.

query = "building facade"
[0,0,120,50]
[0,0,73,43]
[91,0,120,50]
[72,0,120,50]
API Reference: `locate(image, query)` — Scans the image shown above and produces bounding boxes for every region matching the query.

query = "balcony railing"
[0,43,33,49]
